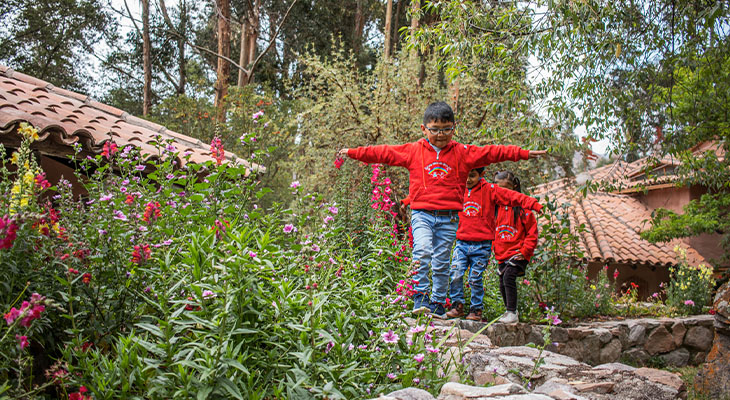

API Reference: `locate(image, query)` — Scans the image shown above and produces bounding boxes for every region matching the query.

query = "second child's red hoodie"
[493,204,539,262]
[457,179,542,242]
[347,139,530,211]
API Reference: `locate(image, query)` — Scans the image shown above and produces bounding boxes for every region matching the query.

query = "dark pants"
[498,259,528,312]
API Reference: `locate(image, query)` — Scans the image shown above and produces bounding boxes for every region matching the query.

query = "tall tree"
[383,0,393,59]
[0,0,114,91]
[214,0,232,122]
[142,0,152,115]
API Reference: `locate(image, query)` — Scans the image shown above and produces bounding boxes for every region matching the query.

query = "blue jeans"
[410,210,459,306]
[449,240,492,310]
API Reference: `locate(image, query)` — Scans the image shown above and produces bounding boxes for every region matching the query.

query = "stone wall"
[458,315,715,367]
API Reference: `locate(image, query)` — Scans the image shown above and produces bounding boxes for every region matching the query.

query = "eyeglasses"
[424,125,457,135]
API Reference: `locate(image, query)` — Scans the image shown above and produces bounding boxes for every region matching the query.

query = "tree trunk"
[353,0,364,56]
[409,0,422,87]
[449,78,459,116]
[177,0,186,95]
[214,0,231,122]
[245,0,260,84]
[142,0,152,115]
[392,0,402,54]
[237,19,250,86]
[384,0,393,59]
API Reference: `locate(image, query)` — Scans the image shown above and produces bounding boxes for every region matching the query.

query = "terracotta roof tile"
[0,65,260,172]
[535,188,707,267]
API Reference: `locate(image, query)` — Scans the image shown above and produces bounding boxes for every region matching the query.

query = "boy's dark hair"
[423,101,455,125]
[494,171,523,224]
[472,167,485,175]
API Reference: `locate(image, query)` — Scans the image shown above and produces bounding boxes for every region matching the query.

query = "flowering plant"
[666,246,715,315]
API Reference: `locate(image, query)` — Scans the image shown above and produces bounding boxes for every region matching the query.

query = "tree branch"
[245,0,298,83]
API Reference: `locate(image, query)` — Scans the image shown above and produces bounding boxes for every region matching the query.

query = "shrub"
[666,246,715,315]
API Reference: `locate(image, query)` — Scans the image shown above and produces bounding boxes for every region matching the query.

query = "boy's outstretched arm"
[489,184,543,213]
[338,143,412,167]
[465,145,548,167]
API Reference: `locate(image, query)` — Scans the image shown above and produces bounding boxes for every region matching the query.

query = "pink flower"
[290,181,300,189]
[387,373,397,379]
[283,224,296,233]
[0,215,19,249]
[413,353,425,363]
[613,269,619,279]
[522,279,530,285]
[684,300,695,306]
[16,335,29,350]
[426,346,439,353]
[210,136,225,165]
[202,290,216,299]
[652,292,659,298]
[409,325,425,334]
[328,206,339,214]
[547,314,561,325]
[381,330,399,344]
[248,251,257,258]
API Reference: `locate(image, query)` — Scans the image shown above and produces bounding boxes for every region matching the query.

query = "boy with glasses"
[338,101,545,318]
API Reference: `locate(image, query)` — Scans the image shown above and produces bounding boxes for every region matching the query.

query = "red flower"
[131,244,151,264]
[709,309,716,315]
[35,173,51,189]
[82,273,91,284]
[142,202,162,223]
[334,157,344,169]
[444,298,452,308]
[68,267,79,275]
[124,194,135,204]
[0,215,18,250]
[210,136,225,165]
[630,282,638,289]
[102,141,118,159]
[60,253,71,261]
[16,335,29,350]
[539,302,548,310]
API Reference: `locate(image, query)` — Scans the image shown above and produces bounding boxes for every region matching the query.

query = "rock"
[660,348,690,367]
[552,327,569,344]
[623,348,650,365]
[633,367,685,393]
[684,326,713,351]
[437,382,526,399]
[376,388,436,400]
[671,322,686,347]
[644,325,676,355]
[593,362,636,372]
[570,381,615,393]
[580,334,601,364]
[599,339,622,364]
[547,389,588,400]
[628,324,646,346]
[595,329,613,344]
[567,328,590,341]
[691,351,706,366]
[533,378,573,396]
[695,280,730,399]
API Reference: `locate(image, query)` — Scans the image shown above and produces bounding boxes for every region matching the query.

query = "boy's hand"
[338,148,350,158]
[529,150,547,157]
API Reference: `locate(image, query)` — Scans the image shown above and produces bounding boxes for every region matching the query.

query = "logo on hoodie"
[424,162,452,179]
[496,224,517,240]
[462,201,481,216]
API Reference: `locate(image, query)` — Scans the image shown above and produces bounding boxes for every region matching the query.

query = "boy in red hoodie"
[338,102,545,318]
[493,171,539,324]
[445,167,542,321]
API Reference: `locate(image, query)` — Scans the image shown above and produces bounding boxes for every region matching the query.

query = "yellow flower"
[10,152,19,164]
[18,122,39,142]
[23,170,35,186]
[590,285,596,290]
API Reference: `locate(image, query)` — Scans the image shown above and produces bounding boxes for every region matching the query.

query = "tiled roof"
[0,65,251,168]
[532,150,716,267]
[554,191,706,267]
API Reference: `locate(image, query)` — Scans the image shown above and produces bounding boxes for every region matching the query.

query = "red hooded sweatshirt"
[347,139,530,211]
[493,204,539,262]
[457,179,542,242]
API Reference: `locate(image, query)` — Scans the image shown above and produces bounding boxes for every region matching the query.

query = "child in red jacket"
[338,102,546,318]
[445,167,542,321]
[493,171,539,324]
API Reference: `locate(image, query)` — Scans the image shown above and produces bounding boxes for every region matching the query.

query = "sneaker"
[412,293,431,315]
[465,308,482,321]
[428,302,447,319]
[498,311,519,324]
[445,303,465,319]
